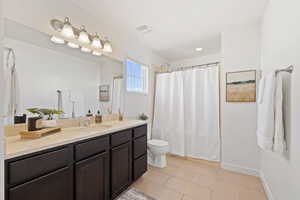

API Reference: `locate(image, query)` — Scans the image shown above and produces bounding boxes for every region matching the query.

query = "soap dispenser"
[86,110,93,117]
[95,110,102,123]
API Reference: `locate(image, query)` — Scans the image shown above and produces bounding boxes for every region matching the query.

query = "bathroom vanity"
[4,121,148,200]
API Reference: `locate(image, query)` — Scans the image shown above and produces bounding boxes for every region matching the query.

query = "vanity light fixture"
[91,33,102,49]
[103,41,113,53]
[50,36,65,44]
[67,42,79,48]
[78,26,90,44]
[195,47,203,52]
[81,47,92,53]
[61,17,75,39]
[50,17,113,55]
[92,51,102,56]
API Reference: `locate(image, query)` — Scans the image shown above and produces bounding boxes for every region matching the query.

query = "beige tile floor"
[132,155,267,200]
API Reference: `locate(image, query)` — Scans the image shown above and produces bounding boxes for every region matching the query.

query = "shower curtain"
[112,78,124,113]
[152,66,220,161]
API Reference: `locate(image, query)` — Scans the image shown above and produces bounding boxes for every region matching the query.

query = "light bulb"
[81,47,91,53]
[103,41,112,53]
[61,17,75,38]
[50,36,65,44]
[91,34,102,48]
[78,26,90,44]
[67,42,79,48]
[92,51,102,56]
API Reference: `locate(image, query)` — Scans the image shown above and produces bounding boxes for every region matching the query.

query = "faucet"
[71,101,76,118]
[57,90,64,118]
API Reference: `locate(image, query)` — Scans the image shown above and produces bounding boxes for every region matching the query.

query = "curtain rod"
[156,61,220,74]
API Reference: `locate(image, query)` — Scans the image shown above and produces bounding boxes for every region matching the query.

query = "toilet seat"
[148,139,168,147]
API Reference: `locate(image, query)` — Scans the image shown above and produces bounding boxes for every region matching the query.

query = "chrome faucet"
[71,101,76,118]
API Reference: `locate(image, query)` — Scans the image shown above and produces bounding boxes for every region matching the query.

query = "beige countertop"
[5,120,147,160]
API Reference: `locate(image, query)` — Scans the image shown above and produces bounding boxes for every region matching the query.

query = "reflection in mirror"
[2,19,125,125]
[111,75,124,114]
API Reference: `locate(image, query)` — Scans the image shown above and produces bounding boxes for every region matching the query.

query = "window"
[126,59,148,94]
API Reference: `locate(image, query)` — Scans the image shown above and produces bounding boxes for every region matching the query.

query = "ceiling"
[71,0,267,61]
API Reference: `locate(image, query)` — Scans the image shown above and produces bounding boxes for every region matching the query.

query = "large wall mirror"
[3,19,125,125]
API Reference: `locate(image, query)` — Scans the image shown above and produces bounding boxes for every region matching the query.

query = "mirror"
[2,19,125,125]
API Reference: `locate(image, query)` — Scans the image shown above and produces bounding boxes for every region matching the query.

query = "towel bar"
[276,65,294,73]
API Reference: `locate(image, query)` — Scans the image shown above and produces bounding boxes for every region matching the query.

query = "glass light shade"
[50,36,65,44]
[78,26,90,44]
[91,34,102,48]
[103,42,112,53]
[81,47,91,53]
[67,42,79,48]
[61,18,75,38]
[92,51,102,56]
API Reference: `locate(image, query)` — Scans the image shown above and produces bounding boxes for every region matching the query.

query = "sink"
[80,124,113,132]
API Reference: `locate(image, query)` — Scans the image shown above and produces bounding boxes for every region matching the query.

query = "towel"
[3,49,22,125]
[257,72,276,151]
[257,76,265,103]
[273,73,286,153]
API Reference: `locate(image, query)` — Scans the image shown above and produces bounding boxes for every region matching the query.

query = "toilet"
[147,139,169,168]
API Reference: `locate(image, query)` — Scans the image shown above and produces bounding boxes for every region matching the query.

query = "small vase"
[27,117,43,131]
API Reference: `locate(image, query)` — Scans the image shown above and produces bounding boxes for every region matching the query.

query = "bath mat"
[117,188,157,200]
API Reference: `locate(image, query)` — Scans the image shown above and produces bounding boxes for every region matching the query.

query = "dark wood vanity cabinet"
[133,125,148,181]
[5,146,74,200]
[76,152,109,200]
[111,141,132,199]
[9,167,73,200]
[5,124,148,200]
[75,136,110,200]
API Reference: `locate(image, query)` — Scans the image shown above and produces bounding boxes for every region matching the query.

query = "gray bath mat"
[117,188,156,200]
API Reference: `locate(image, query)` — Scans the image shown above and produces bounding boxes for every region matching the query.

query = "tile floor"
[132,155,267,200]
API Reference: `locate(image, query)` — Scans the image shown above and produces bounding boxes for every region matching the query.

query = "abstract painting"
[226,70,256,102]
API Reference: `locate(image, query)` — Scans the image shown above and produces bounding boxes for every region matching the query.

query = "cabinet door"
[111,142,132,199]
[75,152,109,200]
[8,167,72,200]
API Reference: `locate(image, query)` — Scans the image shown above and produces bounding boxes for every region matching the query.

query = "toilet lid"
[148,139,168,147]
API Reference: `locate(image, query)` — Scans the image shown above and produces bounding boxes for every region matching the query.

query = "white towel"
[273,73,286,153]
[3,49,22,125]
[257,72,276,151]
[257,76,265,103]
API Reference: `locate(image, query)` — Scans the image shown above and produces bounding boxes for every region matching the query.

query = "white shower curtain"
[112,78,124,113]
[152,66,220,161]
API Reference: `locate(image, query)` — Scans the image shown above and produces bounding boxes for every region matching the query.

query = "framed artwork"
[226,70,256,102]
[99,85,110,102]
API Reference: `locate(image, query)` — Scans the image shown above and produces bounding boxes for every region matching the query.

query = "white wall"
[169,53,221,68]
[260,0,300,199]
[0,0,5,198]
[220,22,261,176]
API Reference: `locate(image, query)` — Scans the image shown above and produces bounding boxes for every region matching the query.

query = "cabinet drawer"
[133,125,147,139]
[8,148,70,186]
[111,130,132,148]
[133,154,147,181]
[133,136,147,159]
[9,167,72,200]
[75,136,109,161]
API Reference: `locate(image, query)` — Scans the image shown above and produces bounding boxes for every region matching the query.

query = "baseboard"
[260,172,274,200]
[221,162,260,177]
